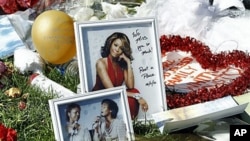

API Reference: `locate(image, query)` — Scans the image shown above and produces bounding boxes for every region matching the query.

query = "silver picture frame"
[74,17,167,119]
[49,86,134,141]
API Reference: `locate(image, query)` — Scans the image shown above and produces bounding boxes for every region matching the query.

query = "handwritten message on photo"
[75,18,166,119]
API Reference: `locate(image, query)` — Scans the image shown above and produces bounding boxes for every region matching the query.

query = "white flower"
[80,0,95,7]
[101,2,128,19]
[68,7,94,22]
[133,0,157,17]
[89,16,99,21]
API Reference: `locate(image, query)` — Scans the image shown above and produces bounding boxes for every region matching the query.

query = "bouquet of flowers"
[0,0,63,14]
[0,0,39,14]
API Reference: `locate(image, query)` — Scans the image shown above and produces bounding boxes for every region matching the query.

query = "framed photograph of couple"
[74,17,167,119]
[49,86,134,141]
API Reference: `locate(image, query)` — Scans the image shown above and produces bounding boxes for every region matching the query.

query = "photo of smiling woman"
[92,32,148,119]
[92,99,127,141]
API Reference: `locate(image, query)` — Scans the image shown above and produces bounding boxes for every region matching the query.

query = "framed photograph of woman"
[49,86,134,141]
[74,17,166,120]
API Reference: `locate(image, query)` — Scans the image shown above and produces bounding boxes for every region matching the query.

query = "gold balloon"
[31,10,76,64]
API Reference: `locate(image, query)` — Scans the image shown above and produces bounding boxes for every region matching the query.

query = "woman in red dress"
[92,32,148,119]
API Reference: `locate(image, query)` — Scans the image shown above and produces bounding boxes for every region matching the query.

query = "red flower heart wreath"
[160,35,250,109]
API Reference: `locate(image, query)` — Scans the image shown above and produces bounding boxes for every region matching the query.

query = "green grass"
[0,59,208,141]
[1,67,55,140]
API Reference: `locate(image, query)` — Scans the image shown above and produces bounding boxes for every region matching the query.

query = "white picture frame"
[49,86,134,141]
[74,17,167,119]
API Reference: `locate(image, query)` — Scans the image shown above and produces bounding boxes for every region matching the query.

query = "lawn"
[0,58,208,140]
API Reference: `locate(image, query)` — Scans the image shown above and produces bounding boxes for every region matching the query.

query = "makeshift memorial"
[0,0,250,140]
[31,10,76,64]
[29,73,76,97]
[160,35,250,109]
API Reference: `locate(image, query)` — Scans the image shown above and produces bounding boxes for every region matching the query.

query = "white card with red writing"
[162,51,242,93]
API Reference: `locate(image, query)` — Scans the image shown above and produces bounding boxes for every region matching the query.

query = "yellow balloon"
[31,10,76,64]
